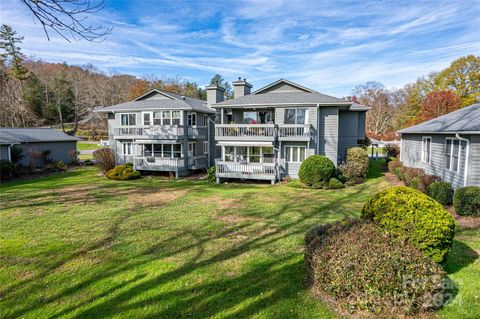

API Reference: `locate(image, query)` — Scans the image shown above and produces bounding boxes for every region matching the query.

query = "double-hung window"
[143,144,182,158]
[284,146,306,163]
[284,108,307,124]
[122,142,133,155]
[421,137,431,163]
[121,113,136,126]
[187,112,196,126]
[203,141,209,154]
[445,138,461,172]
[143,111,180,126]
[203,115,208,127]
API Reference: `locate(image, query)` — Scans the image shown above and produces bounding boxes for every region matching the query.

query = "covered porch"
[215,141,278,184]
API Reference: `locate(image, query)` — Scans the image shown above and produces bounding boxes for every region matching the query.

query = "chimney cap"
[205,84,225,91]
[232,78,252,88]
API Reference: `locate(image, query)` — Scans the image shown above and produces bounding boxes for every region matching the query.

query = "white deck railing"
[114,126,184,137]
[215,124,276,139]
[215,160,276,178]
[134,157,184,169]
[278,124,311,139]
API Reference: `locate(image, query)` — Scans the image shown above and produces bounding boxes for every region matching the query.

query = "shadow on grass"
[443,237,479,275]
[0,178,370,319]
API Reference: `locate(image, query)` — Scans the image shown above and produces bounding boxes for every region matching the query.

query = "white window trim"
[421,136,432,164]
[203,141,209,154]
[284,108,309,125]
[142,111,182,126]
[120,113,137,126]
[122,142,133,155]
[203,114,208,127]
[284,146,307,163]
[221,146,274,163]
[142,143,183,158]
[445,137,462,173]
[187,112,197,126]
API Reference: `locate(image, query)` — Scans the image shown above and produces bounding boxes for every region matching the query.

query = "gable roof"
[399,103,480,134]
[0,128,78,144]
[252,79,317,94]
[94,89,214,114]
[214,79,349,107]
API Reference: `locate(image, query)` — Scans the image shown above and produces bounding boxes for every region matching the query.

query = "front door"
[188,142,196,157]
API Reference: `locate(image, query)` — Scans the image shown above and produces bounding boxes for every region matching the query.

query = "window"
[120,113,136,126]
[203,141,209,154]
[421,137,431,163]
[445,138,462,172]
[142,144,182,158]
[172,111,181,125]
[284,108,307,124]
[143,113,151,126]
[222,146,275,163]
[242,111,273,124]
[153,111,162,125]
[162,111,171,125]
[187,112,196,126]
[122,142,133,155]
[204,114,208,126]
[284,146,306,162]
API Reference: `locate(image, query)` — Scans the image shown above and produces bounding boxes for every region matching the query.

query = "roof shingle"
[0,128,78,144]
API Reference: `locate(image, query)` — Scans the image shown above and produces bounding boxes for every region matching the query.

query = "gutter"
[455,134,470,187]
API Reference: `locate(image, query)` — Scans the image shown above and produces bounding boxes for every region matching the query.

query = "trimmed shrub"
[394,167,404,181]
[93,148,115,173]
[327,177,344,189]
[207,166,216,183]
[453,186,480,216]
[428,182,453,205]
[0,159,16,180]
[338,147,369,186]
[106,164,141,180]
[44,161,67,173]
[305,219,446,315]
[298,155,335,187]
[388,160,403,173]
[286,179,309,189]
[361,186,455,262]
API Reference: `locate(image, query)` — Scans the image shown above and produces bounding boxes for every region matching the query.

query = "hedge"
[305,219,446,315]
[298,155,335,187]
[361,186,456,262]
[428,182,453,206]
[453,186,480,216]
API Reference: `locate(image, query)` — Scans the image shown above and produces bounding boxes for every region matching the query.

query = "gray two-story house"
[399,103,480,189]
[207,78,369,184]
[95,89,216,177]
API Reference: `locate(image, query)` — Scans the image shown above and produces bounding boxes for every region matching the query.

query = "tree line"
[350,55,479,139]
[1,24,478,137]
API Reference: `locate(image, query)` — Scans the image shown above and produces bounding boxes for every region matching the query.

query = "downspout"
[207,115,216,167]
[455,133,470,187]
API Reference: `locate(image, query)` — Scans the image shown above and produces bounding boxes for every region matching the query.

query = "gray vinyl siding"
[14,141,76,167]
[259,82,309,94]
[338,111,360,163]
[318,107,339,165]
[279,141,311,179]
[400,133,475,189]
[467,135,480,186]
[0,145,10,161]
[357,112,366,139]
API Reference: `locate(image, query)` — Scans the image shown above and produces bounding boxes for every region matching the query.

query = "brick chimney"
[232,77,252,98]
[206,82,225,107]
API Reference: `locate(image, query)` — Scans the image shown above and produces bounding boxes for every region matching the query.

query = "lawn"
[0,166,478,318]
[77,142,101,151]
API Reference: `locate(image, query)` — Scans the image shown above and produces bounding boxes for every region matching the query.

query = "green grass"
[367,146,386,155]
[0,167,478,318]
[77,142,101,151]
[78,154,93,161]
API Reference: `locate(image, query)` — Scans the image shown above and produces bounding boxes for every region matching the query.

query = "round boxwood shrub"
[361,186,455,262]
[327,177,344,189]
[453,186,480,216]
[305,219,446,315]
[298,155,335,187]
[207,166,216,183]
[106,164,141,180]
[428,182,453,206]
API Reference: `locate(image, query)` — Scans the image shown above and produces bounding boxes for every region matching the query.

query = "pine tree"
[0,24,29,82]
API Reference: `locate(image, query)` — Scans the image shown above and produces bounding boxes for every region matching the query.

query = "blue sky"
[1,0,479,96]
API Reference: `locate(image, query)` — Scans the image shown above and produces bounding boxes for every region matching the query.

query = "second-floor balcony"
[215,123,311,141]
[215,124,276,141]
[113,125,207,139]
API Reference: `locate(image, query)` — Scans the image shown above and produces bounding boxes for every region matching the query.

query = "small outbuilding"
[398,103,480,189]
[0,128,78,167]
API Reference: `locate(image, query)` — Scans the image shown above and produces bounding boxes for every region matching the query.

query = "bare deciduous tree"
[19,0,112,42]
